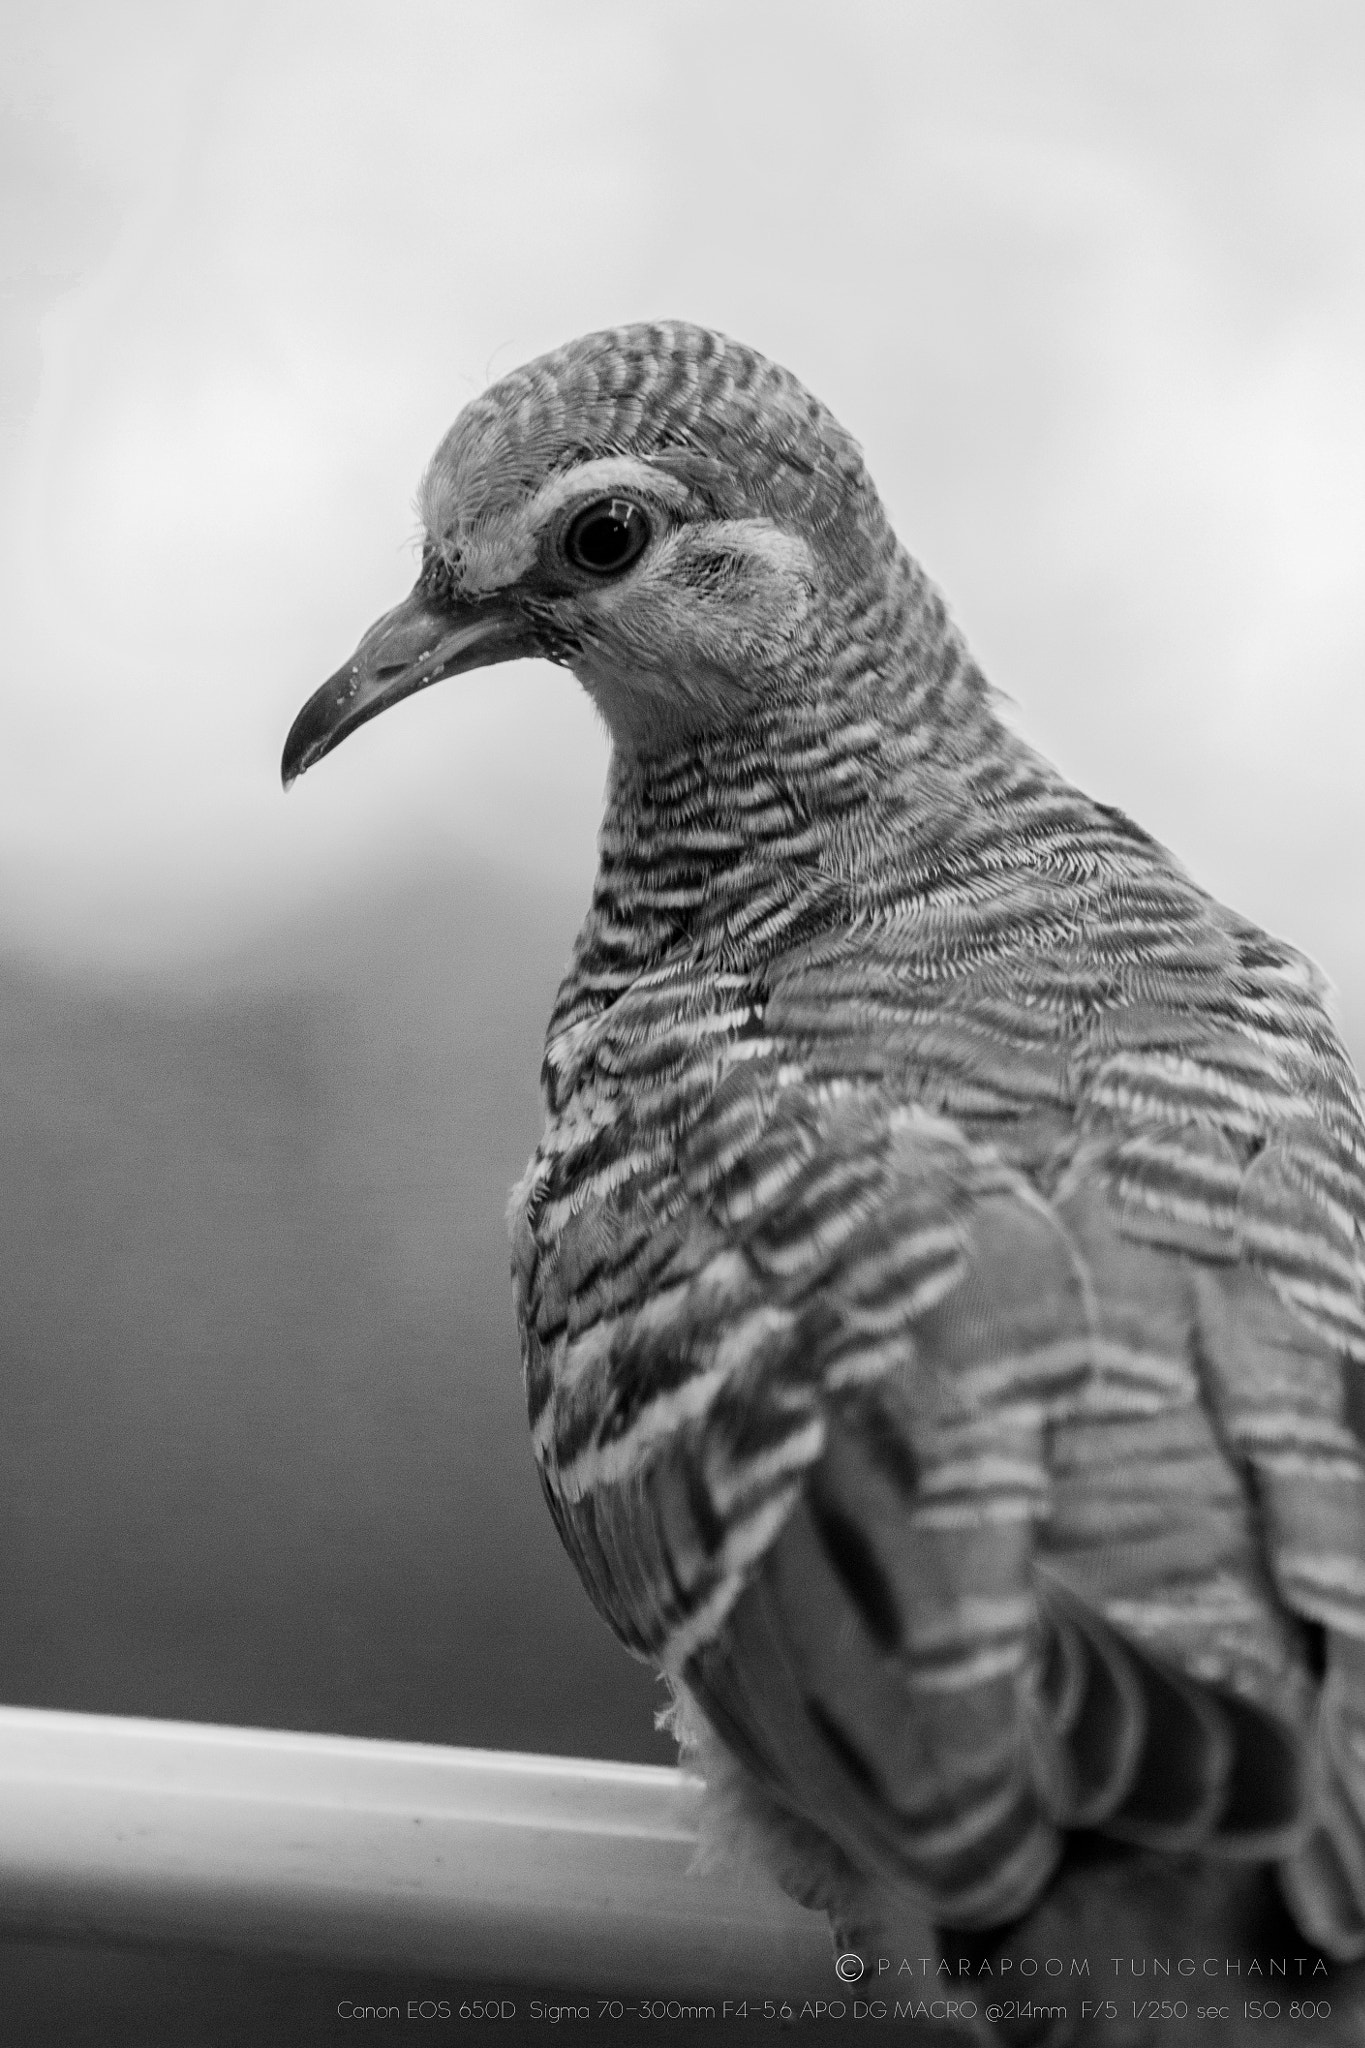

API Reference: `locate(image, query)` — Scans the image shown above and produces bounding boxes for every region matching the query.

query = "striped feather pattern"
[514,712,1365,1937]
[316,322,1365,2012]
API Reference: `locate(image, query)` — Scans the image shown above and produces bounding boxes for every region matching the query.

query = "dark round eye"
[564,497,651,576]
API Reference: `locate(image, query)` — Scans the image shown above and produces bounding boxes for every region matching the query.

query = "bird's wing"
[516,888,1365,1951]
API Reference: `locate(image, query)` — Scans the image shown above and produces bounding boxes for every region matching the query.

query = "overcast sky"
[3,0,1363,1011]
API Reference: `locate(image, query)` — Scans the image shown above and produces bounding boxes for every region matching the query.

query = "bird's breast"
[511,962,778,1465]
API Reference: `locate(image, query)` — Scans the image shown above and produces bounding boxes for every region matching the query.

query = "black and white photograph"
[2,5,1364,2043]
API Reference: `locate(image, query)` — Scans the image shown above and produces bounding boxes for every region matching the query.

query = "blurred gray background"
[2,1,1364,2037]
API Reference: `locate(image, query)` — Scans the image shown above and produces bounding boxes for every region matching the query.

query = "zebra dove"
[283,324,1365,2039]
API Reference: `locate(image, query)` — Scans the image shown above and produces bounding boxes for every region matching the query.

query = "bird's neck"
[561,543,1070,1014]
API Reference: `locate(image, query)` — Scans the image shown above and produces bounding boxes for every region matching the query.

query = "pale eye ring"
[564,497,651,576]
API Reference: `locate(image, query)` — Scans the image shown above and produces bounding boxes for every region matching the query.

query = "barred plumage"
[285,323,1365,2037]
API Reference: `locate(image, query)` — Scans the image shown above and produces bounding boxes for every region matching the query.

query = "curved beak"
[281,584,539,788]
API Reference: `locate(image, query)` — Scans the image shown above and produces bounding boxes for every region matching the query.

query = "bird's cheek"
[567,563,817,747]
[692,564,815,673]
[605,565,812,676]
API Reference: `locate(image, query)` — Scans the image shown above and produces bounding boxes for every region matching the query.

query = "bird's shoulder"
[758,851,1365,1316]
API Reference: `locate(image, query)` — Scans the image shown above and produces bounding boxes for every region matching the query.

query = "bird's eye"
[564,497,651,576]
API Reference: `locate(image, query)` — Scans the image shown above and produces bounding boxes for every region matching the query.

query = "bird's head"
[282,322,898,783]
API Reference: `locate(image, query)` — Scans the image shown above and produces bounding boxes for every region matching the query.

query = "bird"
[283,323,1365,2042]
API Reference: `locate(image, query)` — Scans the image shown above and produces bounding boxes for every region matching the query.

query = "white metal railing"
[0,1706,834,1997]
